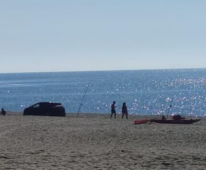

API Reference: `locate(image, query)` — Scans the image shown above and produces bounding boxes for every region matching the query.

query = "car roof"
[36,102,62,105]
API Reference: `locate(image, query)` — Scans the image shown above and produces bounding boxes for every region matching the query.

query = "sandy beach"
[0,113,205,170]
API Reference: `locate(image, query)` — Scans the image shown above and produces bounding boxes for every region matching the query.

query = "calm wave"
[0,69,206,116]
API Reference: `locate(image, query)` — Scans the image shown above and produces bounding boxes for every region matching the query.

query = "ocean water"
[0,69,206,116]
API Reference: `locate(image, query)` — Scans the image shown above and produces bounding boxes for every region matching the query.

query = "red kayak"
[150,118,201,124]
[134,119,149,125]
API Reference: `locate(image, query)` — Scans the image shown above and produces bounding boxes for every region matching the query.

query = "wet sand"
[0,113,205,170]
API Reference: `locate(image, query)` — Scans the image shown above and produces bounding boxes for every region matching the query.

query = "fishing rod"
[77,80,91,115]
[166,98,174,119]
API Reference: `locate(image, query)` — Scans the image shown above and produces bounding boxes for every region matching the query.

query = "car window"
[53,105,62,107]
[33,104,40,108]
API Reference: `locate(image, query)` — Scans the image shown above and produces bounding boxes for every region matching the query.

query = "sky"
[0,0,206,73]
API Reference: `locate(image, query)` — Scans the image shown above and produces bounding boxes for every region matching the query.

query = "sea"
[0,69,206,117]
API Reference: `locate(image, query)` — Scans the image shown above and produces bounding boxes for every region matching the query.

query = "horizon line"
[0,67,206,74]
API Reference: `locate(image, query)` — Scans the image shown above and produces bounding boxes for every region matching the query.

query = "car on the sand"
[23,102,66,117]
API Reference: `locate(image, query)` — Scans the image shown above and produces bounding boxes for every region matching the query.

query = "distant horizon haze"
[0,67,206,74]
[0,0,205,73]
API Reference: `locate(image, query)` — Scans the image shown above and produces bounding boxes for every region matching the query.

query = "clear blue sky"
[0,0,205,73]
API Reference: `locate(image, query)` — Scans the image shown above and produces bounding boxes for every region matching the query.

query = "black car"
[23,102,66,117]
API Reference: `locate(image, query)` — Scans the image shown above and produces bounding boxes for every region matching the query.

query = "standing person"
[1,108,6,115]
[122,102,128,119]
[110,101,116,119]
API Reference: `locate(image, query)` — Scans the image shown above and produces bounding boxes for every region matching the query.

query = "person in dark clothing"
[1,108,6,115]
[110,101,116,119]
[122,102,128,119]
